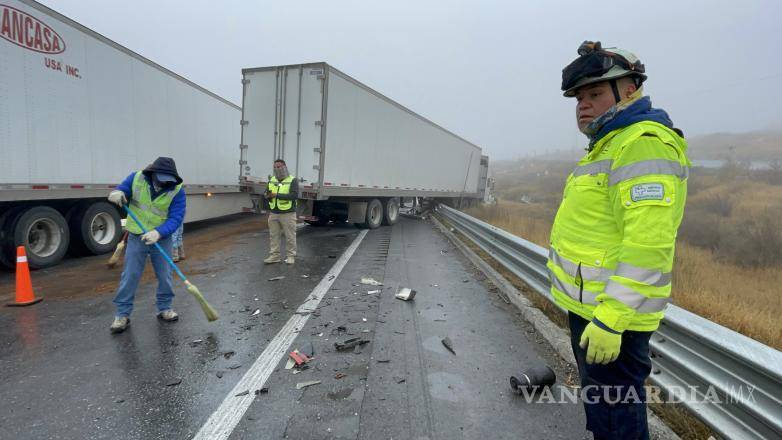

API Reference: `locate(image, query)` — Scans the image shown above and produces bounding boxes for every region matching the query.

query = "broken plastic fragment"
[289,350,311,366]
[442,337,456,355]
[268,276,285,282]
[334,338,370,351]
[360,277,383,286]
[395,288,417,301]
[296,380,321,390]
[252,309,260,316]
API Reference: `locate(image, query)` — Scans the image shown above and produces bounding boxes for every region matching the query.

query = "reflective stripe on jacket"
[268,175,295,212]
[125,171,183,235]
[547,120,691,332]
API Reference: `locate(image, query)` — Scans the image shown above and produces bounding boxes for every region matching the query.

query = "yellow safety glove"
[579,320,622,365]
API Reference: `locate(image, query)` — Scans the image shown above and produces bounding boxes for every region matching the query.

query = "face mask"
[273,166,288,180]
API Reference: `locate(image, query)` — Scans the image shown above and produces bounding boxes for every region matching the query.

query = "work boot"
[285,256,295,265]
[110,316,130,334]
[158,309,179,322]
[264,256,281,264]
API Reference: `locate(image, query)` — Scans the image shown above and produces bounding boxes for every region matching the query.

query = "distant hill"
[687,130,781,161]
[493,129,781,166]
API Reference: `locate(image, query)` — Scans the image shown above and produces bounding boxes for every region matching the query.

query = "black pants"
[568,312,654,440]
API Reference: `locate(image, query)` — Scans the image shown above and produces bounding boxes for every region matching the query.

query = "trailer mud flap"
[348,202,368,223]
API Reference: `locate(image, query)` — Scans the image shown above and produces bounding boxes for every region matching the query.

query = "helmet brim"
[563,70,647,97]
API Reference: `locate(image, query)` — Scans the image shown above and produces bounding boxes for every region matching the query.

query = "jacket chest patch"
[631,183,664,201]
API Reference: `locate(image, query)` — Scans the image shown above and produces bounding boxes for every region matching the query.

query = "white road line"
[193,229,368,440]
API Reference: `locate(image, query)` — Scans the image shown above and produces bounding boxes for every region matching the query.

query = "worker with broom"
[107,157,186,333]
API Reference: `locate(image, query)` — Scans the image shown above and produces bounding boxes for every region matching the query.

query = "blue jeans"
[569,312,653,440]
[113,233,175,317]
[171,224,184,248]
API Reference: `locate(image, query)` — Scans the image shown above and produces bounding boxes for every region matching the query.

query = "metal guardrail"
[436,204,782,440]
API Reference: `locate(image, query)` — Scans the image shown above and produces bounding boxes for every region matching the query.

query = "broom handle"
[123,205,189,283]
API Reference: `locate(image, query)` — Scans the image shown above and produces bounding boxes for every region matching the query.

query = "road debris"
[510,366,556,394]
[235,390,249,397]
[393,376,406,384]
[335,372,347,379]
[367,289,381,294]
[395,287,416,301]
[216,371,224,378]
[251,309,260,316]
[301,275,310,279]
[222,350,236,359]
[165,378,182,387]
[301,341,315,357]
[296,380,321,390]
[255,387,269,395]
[441,337,456,355]
[228,363,242,370]
[334,337,369,351]
[268,276,285,282]
[360,277,383,286]
[289,350,311,366]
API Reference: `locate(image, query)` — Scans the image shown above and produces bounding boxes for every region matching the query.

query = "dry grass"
[468,165,782,350]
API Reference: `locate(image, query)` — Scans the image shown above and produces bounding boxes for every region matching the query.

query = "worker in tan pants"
[264,159,298,265]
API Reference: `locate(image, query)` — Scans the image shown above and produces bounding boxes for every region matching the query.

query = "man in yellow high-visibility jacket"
[264,159,298,265]
[551,41,690,439]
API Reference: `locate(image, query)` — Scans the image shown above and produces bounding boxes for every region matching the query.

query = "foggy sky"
[38,0,782,160]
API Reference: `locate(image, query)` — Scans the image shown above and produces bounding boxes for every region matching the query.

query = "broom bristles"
[185,280,219,322]
[106,241,125,268]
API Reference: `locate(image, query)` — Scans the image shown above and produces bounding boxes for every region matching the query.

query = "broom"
[122,205,219,321]
[107,230,129,268]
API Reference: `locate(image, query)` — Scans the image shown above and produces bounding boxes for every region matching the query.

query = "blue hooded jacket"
[590,96,679,148]
[116,157,186,238]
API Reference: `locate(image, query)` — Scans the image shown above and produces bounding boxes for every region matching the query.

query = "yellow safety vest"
[548,121,691,332]
[268,175,295,212]
[126,171,182,234]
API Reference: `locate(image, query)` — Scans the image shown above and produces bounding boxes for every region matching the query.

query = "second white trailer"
[240,62,484,228]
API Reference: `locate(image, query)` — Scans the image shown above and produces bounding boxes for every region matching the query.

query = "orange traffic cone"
[7,246,43,307]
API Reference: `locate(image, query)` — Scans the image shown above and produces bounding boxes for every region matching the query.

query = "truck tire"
[8,206,70,269]
[69,201,122,255]
[361,199,383,229]
[0,206,26,269]
[382,198,400,226]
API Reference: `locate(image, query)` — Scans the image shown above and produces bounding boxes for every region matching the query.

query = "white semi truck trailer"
[240,62,488,228]
[0,0,247,268]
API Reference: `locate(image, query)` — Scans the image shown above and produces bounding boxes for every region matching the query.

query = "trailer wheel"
[382,198,400,226]
[0,206,26,269]
[69,201,122,255]
[8,206,70,269]
[361,199,383,229]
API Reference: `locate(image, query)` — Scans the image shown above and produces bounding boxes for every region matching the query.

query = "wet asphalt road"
[0,216,588,440]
